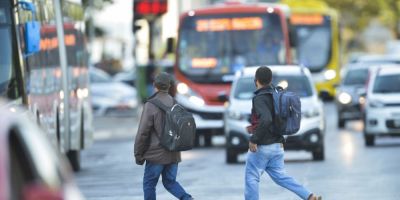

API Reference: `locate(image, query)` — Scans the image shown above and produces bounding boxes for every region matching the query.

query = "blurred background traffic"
[1,0,400,199]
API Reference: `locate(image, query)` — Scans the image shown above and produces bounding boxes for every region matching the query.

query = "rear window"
[234,75,313,100]
[373,74,400,93]
[343,68,368,85]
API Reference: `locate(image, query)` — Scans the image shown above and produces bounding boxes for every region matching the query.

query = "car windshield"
[293,15,332,72]
[178,13,286,83]
[234,74,313,100]
[373,74,400,93]
[343,68,369,85]
[0,6,12,97]
[90,70,111,83]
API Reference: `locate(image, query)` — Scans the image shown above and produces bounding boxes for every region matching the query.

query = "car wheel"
[365,135,375,146]
[226,148,238,164]
[312,146,324,161]
[204,134,212,147]
[194,134,200,147]
[67,150,81,171]
[338,118,345,128]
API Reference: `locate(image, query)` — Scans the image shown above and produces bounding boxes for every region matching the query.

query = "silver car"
[224,66,325,163]
[336,56,400,128]
[90,68,138,117]
[336,63,369,128]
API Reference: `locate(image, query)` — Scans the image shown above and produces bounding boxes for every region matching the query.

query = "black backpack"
[147,99,196,151]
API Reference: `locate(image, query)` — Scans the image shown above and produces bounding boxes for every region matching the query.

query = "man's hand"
[135,157,145,165]
[246,125,253,134]
[249,142,258,152]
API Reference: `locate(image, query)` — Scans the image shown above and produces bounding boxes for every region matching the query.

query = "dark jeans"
[143,162,191,200]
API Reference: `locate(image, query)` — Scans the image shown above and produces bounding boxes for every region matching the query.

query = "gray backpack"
[148,99,196,151]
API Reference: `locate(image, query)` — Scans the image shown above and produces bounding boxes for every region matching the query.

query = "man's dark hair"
[255,66,272,86]
[154,72,171,91]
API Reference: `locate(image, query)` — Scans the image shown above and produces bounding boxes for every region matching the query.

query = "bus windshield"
[178,13,286,83]
[0,6,13,96]
[293,15,332,72]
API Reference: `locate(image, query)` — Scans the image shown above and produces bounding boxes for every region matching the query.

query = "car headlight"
[368,100,384,108]
[302,107,320,118]
[177,82,205,106]
[126,99,138,107]
[338,92,352,104]
[324,69,336,80]
[227,110,247,120]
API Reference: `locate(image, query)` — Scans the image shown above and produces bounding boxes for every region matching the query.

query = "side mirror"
[19,1,41,55]
[218,92,229,102]
[166,37,175,54]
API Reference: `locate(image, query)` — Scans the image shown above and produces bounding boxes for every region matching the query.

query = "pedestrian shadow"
[284,159,317,163]
[227,159,320,165]
[368,142,400,148]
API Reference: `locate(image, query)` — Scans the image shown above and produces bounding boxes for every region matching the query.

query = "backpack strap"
[147,99,171,112]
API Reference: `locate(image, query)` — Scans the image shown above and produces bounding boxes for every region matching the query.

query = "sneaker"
[309,194,322,200]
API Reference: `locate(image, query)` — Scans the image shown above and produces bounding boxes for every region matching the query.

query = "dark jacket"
[134,91,181,165]
[249,85,284,145]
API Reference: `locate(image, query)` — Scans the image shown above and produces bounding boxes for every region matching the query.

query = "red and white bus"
[0,0,92,171]
[175,2,294,146]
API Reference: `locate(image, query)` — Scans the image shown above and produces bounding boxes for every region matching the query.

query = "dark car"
[336,55,400,128]
[336,64,369,127]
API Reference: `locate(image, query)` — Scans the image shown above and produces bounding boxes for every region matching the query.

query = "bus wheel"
[67,150,81,171]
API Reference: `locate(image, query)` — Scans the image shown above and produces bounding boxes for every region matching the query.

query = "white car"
[224,66,325,163]
[363,65,400,146]
[90,68,138,117]
[113,70,136,87]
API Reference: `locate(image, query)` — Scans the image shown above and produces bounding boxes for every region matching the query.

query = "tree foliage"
[82,0,114,10]
[323,0,400,38]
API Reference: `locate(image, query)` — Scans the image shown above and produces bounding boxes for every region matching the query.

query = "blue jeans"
[143,162,191,200]
[245,143,312,200]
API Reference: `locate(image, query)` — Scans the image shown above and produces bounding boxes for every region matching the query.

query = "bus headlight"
[177,82,205,106]
[189,96,205,106]
[338,92,352,104]
[177,83,189,94]
[324,69,336,80]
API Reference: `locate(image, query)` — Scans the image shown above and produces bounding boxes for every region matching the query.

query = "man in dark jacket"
[134,72,192,200]
[245,66,321,200]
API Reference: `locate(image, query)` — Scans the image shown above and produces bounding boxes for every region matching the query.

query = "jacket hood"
[254,85,274,95]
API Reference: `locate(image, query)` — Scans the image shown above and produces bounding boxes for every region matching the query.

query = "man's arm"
[134,103,154,165]
[250,95,273,144]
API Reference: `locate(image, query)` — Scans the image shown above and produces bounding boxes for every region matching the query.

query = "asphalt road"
[76,103,400,200]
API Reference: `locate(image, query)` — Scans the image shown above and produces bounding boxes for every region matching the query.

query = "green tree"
[323,0,400,39]
[82,0,113,10]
